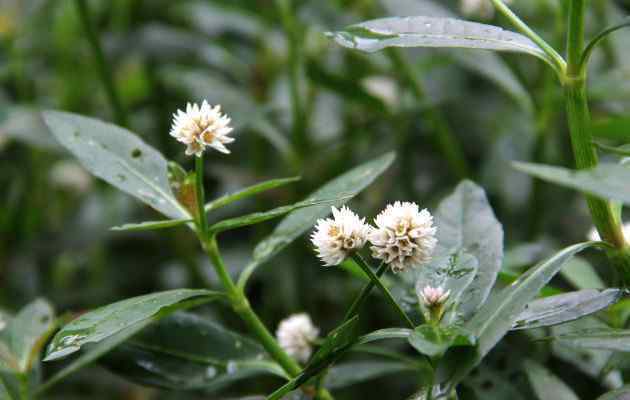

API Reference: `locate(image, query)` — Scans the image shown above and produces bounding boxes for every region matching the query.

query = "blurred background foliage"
[1,0,630,398]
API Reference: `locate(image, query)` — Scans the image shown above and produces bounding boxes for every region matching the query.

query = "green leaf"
[408,325,475,358]
[429,181,503,322]
[42,111,190,220]
[523,359,579,400]
[0,299,55,373]
[592,117,630,141]
[44,289,224,361]
[512,289,620,330]
[560,256,605,290]
[356,328,413,345]
[593,142,630,157]
[101,312,285,391]
[547,328,630,352]
[327,16,555,67]
[238,152,396,288]
[597,385,630,400]
[110,218,192,232]
[513,162,630,205]
[325,361,416,389]
[208,198,343,236]
[447,242,597,387]
[204,177,300,213]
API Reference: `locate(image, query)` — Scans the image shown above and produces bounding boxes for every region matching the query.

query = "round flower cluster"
[275,313,319,363]
[310,202,437,273]
[169,100,234,157]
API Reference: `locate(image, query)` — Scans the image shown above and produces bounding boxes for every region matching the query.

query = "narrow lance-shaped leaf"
[44,289,225,361]
[446,242,598,387]
[546,328,630,352]
[43,111,190,219]
[237,152,396,288]
[328,16,555,67]
[523,359,579,400]
[513,162,630,205]
[511,289,621,331]
[205,177,300,213]
[100,312,285,392]
[110,218,193,232]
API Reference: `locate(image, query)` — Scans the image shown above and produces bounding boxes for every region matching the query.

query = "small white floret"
[169,100,234,157]
[311,206,370,266]
[276,313,319,363]
[369,201,437,273]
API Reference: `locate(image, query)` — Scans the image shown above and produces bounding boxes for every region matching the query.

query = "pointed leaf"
[523,359,579,400]
[355,328,413,345]
[328,16,554,66]
[101,312,285,391]
[513,162,630,205]
[44,289,224,361]
[110,218,192,232]
[205,177,300,212]
[512,289,621,330]
[238,152,396,288]
[43,111,190,219]
[548,328,630,352]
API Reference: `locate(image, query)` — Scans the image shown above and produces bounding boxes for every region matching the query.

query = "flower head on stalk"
[170,100,234,157]
[311,206,370,266]
[275,313,319,363]
[369,202,437,273]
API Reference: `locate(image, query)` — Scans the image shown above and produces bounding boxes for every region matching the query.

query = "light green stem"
[195,155,208,235]
[351,254,415,328]
[74,0,128,127]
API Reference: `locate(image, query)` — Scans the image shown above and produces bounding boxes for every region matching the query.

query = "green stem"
[387,49,470,179]
[343,262,388,321]
[74,0,128,127]
[351,254,415,328]
[563,0,625,249]
[195,155,208,235]
[489,0,566,74]
[276,0,308,159]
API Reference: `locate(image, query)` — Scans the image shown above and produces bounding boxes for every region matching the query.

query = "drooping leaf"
[238,152,396,288]
[205,177,300,213]
[44,289,224,361]
[523,359,579,400]
[547,328,630,352]
[512,289,621,330]
[110,218,192,232]
[328,16,555,67]
[0,299,55,373]
[101,312,285,391]
[408,325,475,358]
[446,242,597,386]
[42,111,190,219]
[513,162,630,205]
[593,142,630,158]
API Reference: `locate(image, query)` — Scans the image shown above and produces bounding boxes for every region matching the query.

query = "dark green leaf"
[110,218,192,232]
[101,312,285,391]
[42,111,190,219]
[512,289,621,330]
[547,328,630,352]
[44,289,224,361]
[238,152,396,288]
[513,162,630,205]
[523,359,579,400]
[597,385,630,400]
[592,117,630,141]
[325,361,416,389]
[205,177,300,213]
[328,17,554,66]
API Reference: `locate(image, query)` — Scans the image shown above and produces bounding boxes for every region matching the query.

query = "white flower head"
[276,313,319,363]
[460,0,512,19]
[417,284,450,307]
[369,201,437,273]
[169,100,234,157]
[311,206,370,266]
[588,223,630,243]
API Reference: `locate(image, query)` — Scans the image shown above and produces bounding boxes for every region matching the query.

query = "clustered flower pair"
[311,202,437,273]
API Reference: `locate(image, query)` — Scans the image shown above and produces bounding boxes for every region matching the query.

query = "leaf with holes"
[43,111,190,219]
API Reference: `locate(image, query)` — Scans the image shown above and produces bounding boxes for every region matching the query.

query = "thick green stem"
[351,254,415,328]
[387,49,470,179]
[74,0,128,127]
